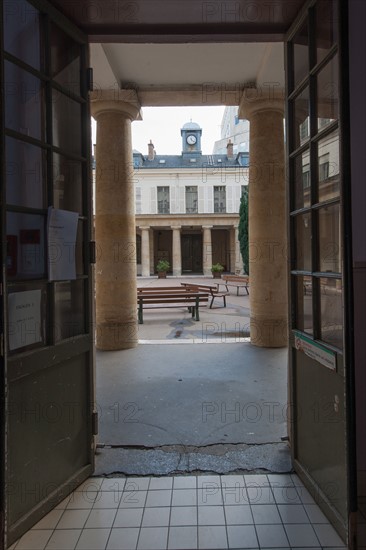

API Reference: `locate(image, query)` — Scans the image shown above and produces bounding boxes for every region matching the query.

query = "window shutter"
[150,187,157,214]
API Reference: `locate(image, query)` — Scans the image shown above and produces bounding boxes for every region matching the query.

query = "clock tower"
[181,121,202,157]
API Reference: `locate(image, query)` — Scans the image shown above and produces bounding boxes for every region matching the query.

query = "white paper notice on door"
[47,207,79,281]
[8,290,42,351]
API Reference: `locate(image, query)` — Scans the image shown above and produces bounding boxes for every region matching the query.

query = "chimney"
[226,139,234,159]
[148,140,155,160]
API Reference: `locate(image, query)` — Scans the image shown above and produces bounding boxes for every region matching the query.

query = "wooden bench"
[137,287,209,324]
[180,283,229,308]
[217,274,250,295]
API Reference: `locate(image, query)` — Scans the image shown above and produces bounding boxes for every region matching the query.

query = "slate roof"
[133,152,248,169]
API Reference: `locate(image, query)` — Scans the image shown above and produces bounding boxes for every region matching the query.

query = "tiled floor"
[9,474,347,550]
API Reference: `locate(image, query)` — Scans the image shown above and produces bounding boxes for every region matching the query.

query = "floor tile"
[15,530,53,550]
[56,509,90,529]
[45,529,81,550]
[198,487,223,506]
[272,487,301,505]
[76,478,104,492]
[304,504,330,524]
[222,485,248,506]
[170,506,197,526]
[224,504,253,525]
[277,504,310,523]
[284,523,320,547]
[173,476,197,489]
[251,504,281,524]
[267,474,294,488]
[75,528,110,549]
[296,486,316,504]
[141,506,170,527]
[255,524,290,548]
[119,490,147,509]
[168,526,198,549]
[85,508,118,528]
[145,489,172,507]
[137,527,169,550]
[172,488,197,506]
[33,509,64,530]
[220,475,245,489]
[149,477,173,490]
[113,509,144,528]
[312,523,346,546]
[107,528,139,550]
[101,478,127,493]
[54,496,71,510]
[244,475,270,488]
[246,486,274,505]
[198,525,228,549]
[198,505,225,525]
[94,491,122,509]
[124,478,150,492]
[197,476,221,489]
[227,525,258,549]
[67,491,98,509]
[291,474,305,487]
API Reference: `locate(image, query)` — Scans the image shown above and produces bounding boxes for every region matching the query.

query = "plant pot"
[158,271,167,279]
[212,272,222,279]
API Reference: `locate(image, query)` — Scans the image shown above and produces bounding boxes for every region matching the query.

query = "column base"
[96,321,138,350]
[250,314,288,348]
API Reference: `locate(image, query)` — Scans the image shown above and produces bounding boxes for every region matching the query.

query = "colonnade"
[92,89,288,350]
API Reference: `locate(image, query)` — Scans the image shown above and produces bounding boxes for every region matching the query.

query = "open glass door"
[286,0,355,544]
[1,0,95,545]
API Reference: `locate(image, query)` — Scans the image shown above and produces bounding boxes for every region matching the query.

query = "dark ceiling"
[49,0,306,42]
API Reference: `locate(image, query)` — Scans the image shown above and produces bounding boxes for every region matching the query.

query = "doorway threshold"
[138,338,251,345]
[95,441,291,477]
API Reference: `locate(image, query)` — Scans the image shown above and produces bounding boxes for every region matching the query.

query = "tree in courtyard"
[238,186,249,275]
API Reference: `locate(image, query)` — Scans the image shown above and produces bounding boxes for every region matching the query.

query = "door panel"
[286,0,349,543]
[1,0,94,545]
[182,234,202,273]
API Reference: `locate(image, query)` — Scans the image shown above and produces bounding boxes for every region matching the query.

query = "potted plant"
[211,263,224,278]
[156,259,170,278]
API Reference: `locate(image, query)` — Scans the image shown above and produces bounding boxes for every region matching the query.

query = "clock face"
[186,134,197,145]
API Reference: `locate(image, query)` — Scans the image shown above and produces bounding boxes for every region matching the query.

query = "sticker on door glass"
[8,290,42,351]
[294,331,336,370]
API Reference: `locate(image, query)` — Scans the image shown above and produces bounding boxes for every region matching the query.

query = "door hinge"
[92,411,98,435]
[89,241,96,264]
[87,68,93,92]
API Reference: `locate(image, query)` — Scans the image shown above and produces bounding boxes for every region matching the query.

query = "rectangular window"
[214,186,226,213]
[186,186,198,213]
[157,186,170,214]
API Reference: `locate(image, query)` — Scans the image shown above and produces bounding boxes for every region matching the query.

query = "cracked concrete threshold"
[94,441,292,477]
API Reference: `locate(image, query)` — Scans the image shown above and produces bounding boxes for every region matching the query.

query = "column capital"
[139,225,151,231]
[238,87,285,120]
[90,89,142,121]
[202,225,213,230]
[171,225,182,231]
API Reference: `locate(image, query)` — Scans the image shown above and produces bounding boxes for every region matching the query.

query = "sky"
[92,106,226,155]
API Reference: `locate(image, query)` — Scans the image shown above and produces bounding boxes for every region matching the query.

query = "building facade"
[134,122,248,276]
[213,106,250,155]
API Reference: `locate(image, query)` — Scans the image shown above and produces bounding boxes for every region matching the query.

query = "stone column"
[172,226,182,276]
[140,226,150,277]
[202,225,213,276]
[239,90,288,347]
[90,90,142,350]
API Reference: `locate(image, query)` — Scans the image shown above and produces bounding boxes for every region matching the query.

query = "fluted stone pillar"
[239,91,288,347]
[140,226,150,277]
[91,90,142,350]
[202,225,213,276]
[172,226,182,276]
